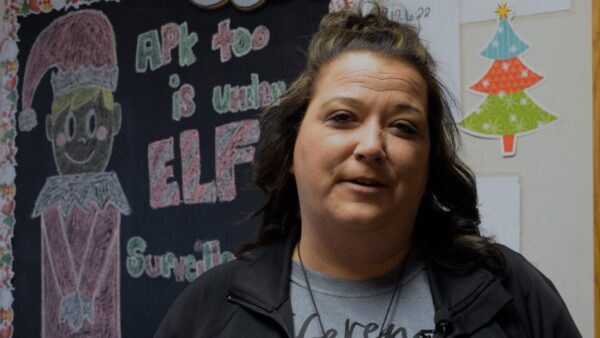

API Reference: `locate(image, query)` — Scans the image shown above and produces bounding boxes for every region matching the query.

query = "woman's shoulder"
[494,244,556,290]
[153,253,260,338]
[493,244,581,337]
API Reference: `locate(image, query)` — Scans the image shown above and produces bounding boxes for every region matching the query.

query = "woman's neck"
[292,224,412,280]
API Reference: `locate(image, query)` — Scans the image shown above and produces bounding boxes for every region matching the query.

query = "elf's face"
[46,93,121,175]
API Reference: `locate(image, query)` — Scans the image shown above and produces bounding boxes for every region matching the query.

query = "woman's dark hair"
[239,1,506,276]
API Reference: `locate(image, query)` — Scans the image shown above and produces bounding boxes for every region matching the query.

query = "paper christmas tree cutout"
[459,3,559,157]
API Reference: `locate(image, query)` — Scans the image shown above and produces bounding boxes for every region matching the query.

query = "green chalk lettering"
[136,30,163,73]
[179,22,198,67]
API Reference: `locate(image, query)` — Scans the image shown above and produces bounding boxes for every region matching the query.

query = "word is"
[212,73,286,114]
[190,0,267,11]
[126,237,235,282]
[170,74,196,121]
[212,19,270,63]
[136,22,198,72]
[148,119,259,209]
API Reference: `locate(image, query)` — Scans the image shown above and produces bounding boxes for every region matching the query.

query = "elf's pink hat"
[19,9,118,131]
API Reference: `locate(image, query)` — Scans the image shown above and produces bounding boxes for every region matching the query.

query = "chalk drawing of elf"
[18,10,130,338]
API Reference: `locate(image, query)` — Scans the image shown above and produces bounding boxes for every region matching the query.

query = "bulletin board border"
[0,2,120,338]
[594,0,599,335]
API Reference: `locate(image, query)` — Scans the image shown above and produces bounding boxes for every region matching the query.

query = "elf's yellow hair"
[51,87,114,120]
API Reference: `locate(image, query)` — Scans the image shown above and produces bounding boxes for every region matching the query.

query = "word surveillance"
[127,236,235,282]
[148,120,259,209]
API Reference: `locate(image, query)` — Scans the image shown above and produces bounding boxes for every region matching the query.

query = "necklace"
[296,244,406,338]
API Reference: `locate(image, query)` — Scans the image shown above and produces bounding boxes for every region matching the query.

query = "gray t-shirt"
[290,249,434,338]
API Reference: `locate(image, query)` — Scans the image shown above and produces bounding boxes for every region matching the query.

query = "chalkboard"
[11,1,328,337]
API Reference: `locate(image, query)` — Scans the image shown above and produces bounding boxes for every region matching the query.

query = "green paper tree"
[459,3,558,157]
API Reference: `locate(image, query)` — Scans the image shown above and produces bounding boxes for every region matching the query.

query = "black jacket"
[155,234,581,338]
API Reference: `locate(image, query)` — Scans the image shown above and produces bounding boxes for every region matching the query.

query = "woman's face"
[292,51,430,236]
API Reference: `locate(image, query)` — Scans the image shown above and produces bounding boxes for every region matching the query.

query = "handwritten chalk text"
[136,22,198,72]
[212,73,286,114]
[212,19,270,63]
[126,236,235,282]
[147,119,260,209]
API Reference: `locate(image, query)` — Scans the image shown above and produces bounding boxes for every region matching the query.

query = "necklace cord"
[297,244,327,335]
[296,243,407,338]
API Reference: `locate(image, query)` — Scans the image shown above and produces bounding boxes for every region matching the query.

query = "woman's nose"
[353,123,386,162]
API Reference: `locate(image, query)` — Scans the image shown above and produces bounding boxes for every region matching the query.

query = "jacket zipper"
[226,294,293,338]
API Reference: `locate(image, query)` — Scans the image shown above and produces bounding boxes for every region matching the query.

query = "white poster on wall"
[330,0,462,114]
[461,0,571,23]
[476,176,521,252]
[380,0,462,117]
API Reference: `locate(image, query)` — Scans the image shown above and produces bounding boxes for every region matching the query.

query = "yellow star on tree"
[495,3,511,19]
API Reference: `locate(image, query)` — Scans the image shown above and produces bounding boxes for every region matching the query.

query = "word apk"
[126,236,235,282]
[212,19,270,63]
[212,73,286,114]
[148,119,259,209]
[136,22,198,72]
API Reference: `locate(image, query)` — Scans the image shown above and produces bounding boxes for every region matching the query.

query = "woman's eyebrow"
[320,97,424,116]
[319,96,363,109]
[394,103,425,116]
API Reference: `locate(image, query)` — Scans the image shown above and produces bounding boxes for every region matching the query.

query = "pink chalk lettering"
[148,137,181,209]
[144,255,162,278]
[215,119,260,202]
[212,19,270,63]
[161,23,180,65]
[229,86,247,113]
[171,256,186,282]
[212,19,234,63]
[259,81,273,107]
[251,25,270,50]
[179,84,196,119]
[179,129,216,204]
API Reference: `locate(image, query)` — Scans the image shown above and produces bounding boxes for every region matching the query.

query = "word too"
[212,73,286,114]
[212,19,270,63]
[136,22,198,72]
[126,236,235,282]
[148,119,259,209]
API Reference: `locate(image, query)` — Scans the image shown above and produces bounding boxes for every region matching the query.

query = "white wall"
[460,0,593,336]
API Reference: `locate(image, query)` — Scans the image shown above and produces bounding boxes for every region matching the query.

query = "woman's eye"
[392,122,417,135]
[328,112,355,124]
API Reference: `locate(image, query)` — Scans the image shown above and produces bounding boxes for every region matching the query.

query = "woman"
[155,3,581,337]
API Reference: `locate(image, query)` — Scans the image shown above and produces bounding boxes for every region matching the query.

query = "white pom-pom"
[0,162,15,185]
[18,108,37,132]
[0,287,13,309]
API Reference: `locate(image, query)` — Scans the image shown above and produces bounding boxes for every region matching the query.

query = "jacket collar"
[425,259,513,337]
[229,227,299,334]
[230,230,513,337]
